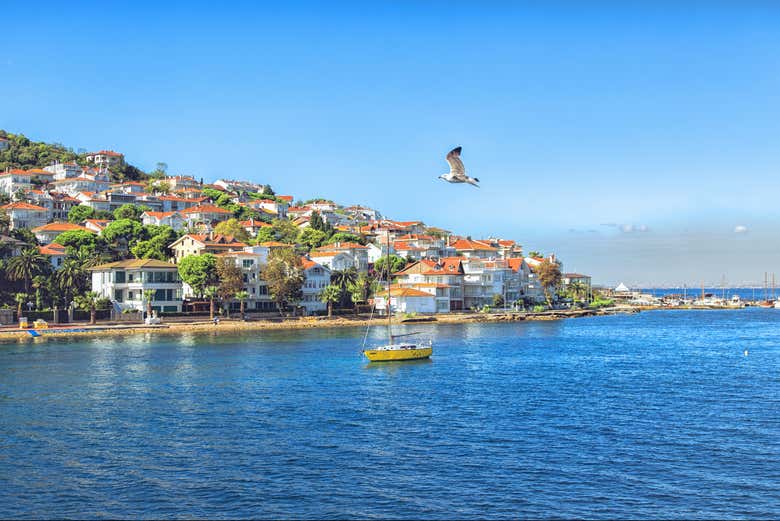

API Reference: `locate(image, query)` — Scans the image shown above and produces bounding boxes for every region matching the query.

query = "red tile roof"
[181,204,231,214]
[1,202,48,211]
[32,222,93,233]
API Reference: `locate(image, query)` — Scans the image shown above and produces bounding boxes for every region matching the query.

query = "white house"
[211,251,276,312]
[0,169,54,197]
[374,287,436,315]
[43,162,82,180]
[308,250,357,272]
[85,150,124,167]
[300,257,331,315]
[214,179,267,193]
[32,222,94,245]
[0,202,50,230]
[90,259,183,313]
[141,211,188,231]
[39,243,67,269]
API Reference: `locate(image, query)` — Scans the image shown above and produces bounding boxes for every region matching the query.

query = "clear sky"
[3,2,780,286]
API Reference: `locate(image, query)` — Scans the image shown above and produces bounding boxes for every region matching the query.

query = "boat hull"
[363,346,433,362]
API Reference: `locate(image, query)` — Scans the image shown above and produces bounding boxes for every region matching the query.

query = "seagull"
[439,146,480,187]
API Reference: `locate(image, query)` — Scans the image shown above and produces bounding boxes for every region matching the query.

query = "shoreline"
[0,307,638,342]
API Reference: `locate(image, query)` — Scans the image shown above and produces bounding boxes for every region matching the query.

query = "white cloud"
[619,224,649,233]
[734,225,749,234]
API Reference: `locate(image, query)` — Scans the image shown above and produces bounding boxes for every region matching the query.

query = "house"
[310,242,369,271]
[43,162,82,180]
[180,203,232,224]
[158,195,204,212]
[169,233,249,262]
[0,202,50,230]
[394,257,465,312]
[113,181,147,194]
[309,250,358,272]
[84,219,112,233]
[524,255,562,304]
[90,258,183,313]
[141,211,188,231]
[374,287,436,315]
[240,218,271,237]
[214,179,268,193]
[85,150,124,167]
[210,251,276,312]
[39,243,67,269]
[300,257,331,315]
[49,173,111,196]
[0,169,54,196]
[0,137,8,151]
[450,238,499,259]
[562,273,592,296]
[343,205,382,221]
[0,234,27,258]
[246,199,288,218]
[32,222,94,245]
[165,175,200,190]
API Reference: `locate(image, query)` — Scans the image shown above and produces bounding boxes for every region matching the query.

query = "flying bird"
[439,146,480,187]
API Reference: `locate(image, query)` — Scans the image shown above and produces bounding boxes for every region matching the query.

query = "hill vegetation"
[0,130,149,182]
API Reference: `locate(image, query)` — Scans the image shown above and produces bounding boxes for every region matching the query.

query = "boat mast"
[386,230,392,343]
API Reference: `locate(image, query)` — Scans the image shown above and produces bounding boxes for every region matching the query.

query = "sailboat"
[362,234,433,362]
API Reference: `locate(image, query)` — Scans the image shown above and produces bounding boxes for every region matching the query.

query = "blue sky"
[3,2,780,286]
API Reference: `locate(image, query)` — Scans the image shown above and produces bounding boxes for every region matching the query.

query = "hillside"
[0,130,148,181]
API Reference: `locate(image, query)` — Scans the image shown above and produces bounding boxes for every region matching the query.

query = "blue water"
[2,310,780,519]
[643,287,772,301]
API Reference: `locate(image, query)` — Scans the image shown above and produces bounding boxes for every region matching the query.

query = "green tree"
[53,229,99,252]
[346,273,376,314]
[130,225,177,260]
[6,247,49,293]
[262,247,304,316]
[74,291,102,324]
[142,289,155,319]
[113,203,148,221]
[326,232,365,245]
[253,227,276,244]
[374,255,407,280]
[177,254,217,297]
[0,208,9,233]
[298,227,328,250]
[55,259,88,305]
[528,251,543,259]
[68,205,96,223]
[492,293,505,309]
[14,292,28,320]
[330,267,358,308]
[568,281,589,304]
[216,257,244,318]
[204,285,218,320]
[271,218,299,245]
[101,218,144,252]
[213,218,250,242]
[535,258,562,307]
[235,290,249,320]
[320,284,342,318]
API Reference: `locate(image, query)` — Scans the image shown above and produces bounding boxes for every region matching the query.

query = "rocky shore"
[0,307,640,342]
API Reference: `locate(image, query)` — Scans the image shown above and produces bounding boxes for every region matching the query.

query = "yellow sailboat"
[362,234,432,362]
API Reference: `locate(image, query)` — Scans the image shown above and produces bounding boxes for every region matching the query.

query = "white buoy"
[744,349,749,356]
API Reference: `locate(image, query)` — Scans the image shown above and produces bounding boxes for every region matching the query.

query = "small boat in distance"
[362,234,432,362]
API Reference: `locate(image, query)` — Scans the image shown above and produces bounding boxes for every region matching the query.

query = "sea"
[2,309,780,519]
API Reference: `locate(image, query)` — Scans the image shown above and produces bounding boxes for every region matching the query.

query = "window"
[114,271,126,283]
[114,289,124,302]
[243,259,254,268]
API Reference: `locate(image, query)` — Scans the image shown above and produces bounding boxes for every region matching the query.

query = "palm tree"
[56,259,87,305]
[142,289,155,320]
[569,281,588,304]
[75,291,101,324]
[204,286,218,320]
[320,285,342,318]
[32,275,48,310]
[14,293,28,320]
[235,290,249,321]
[331,267,358,308]
[6,247,49,293]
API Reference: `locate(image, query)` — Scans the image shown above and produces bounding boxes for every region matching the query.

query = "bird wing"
[446,147,466,179]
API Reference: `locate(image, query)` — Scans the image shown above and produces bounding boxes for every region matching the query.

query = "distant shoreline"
[0,307,640,342]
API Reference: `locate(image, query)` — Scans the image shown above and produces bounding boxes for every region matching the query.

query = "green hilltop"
[0,130,149,182]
